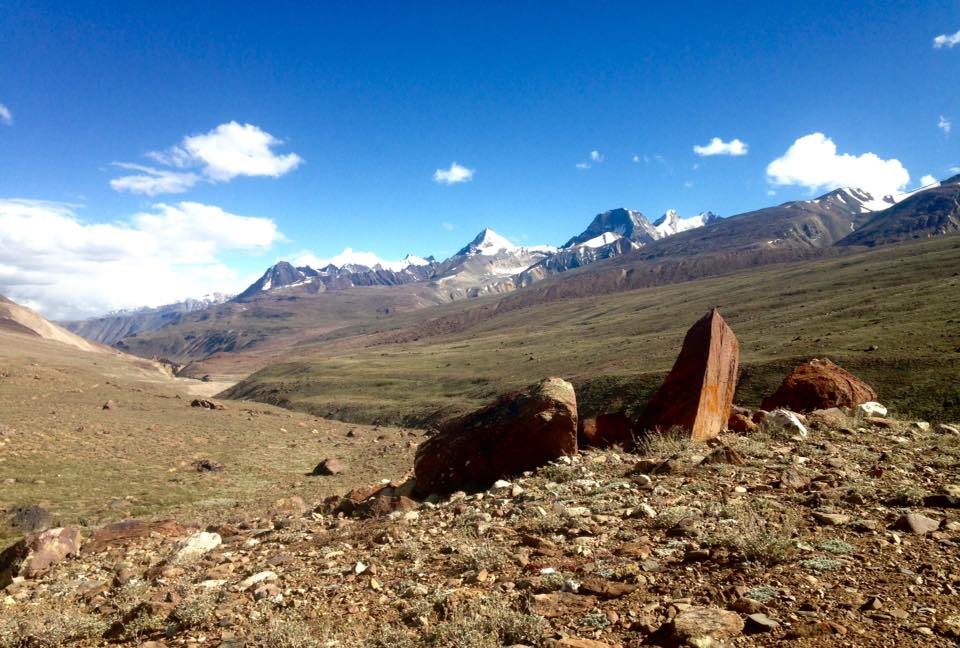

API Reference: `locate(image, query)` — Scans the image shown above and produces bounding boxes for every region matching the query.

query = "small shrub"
[745,585,778,602]
[816,538,855,554]
[802,556,841,572]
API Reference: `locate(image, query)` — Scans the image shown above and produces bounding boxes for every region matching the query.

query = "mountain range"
[62,175,960,354]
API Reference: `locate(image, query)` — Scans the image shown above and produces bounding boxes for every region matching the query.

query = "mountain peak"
[456,228,516,256]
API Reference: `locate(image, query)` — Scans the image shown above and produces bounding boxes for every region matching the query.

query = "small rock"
[190,398,225,410]
[169,531,221,565]
[238,571,277,590]
[311,458,346,476]
[892,513,940,535]
[102,400,118,410]
[8,505,51,532]
[764,409,808,437]
[813,511,850,526]
[857,401,888,417]
[651,606,744,646]
[192,458,224,473]
[935,423,960,435]
[745,612,780,633]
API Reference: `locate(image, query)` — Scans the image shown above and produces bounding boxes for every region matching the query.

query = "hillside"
[0,302,420,550]
[0,295,101,353]
[223,236,960,426]
[838,177,960,247]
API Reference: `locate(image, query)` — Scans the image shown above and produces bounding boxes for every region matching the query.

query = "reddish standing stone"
[637,308,740,442]
[760,358,876,413]
[578,411,635,448]
[414,377,578,495]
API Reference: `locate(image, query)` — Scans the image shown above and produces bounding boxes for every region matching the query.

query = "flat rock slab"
[892,513,940,535]
[86,519,187,553]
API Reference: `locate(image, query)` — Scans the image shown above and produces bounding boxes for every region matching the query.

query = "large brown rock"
[761,358,876,412]
[637,308,740,441]
[0,527,81,585]
[414,377,578,495]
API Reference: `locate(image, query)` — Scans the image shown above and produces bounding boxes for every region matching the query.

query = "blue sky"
[0,1,958,317]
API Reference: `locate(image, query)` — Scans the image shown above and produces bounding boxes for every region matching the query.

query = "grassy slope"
[224,236,960,426]
[0,332,420,549]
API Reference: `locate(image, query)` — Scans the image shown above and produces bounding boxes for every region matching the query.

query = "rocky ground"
[3,408,959,647]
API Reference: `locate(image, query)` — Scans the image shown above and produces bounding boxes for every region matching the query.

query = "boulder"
[311,458,346,476]
[637,308,739,442]
[0,527,81,584]
[414,377,578,495]
[578,411,634,448]
[761,358,876,412]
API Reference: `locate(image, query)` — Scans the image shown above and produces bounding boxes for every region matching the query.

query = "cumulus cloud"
[433,162,474,185]
[933,30,960,48]
[111,121,303,194]
[939,115,952,135]
[693,137,748,157]
[0,199,282,319]
[920,174,937,187]
[766,133,910,197]
[109,163,200,196]
[0,103,11,125]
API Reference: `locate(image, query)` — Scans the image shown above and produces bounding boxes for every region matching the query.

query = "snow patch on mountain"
[653,210,718,237]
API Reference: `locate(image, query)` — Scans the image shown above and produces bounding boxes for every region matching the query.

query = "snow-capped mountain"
[653,210,720,237]
[455,228,518,256]
[563,208,660,248]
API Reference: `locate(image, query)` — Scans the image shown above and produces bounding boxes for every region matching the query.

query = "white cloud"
[575,150,603,169]
[939,115,952,135]
[433,162,474,185]
[933,30,960,48]
[693,137,748,157]
[441,222,455,231]
[920,174,937,186]
[684,180,694,188]
[0,103,11,126]
[632,154,641,163]
[291,248,423,272]
[111,121,303,194]
[0,199,282,319]
[766,133,910,197]
[109,163,200,196]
